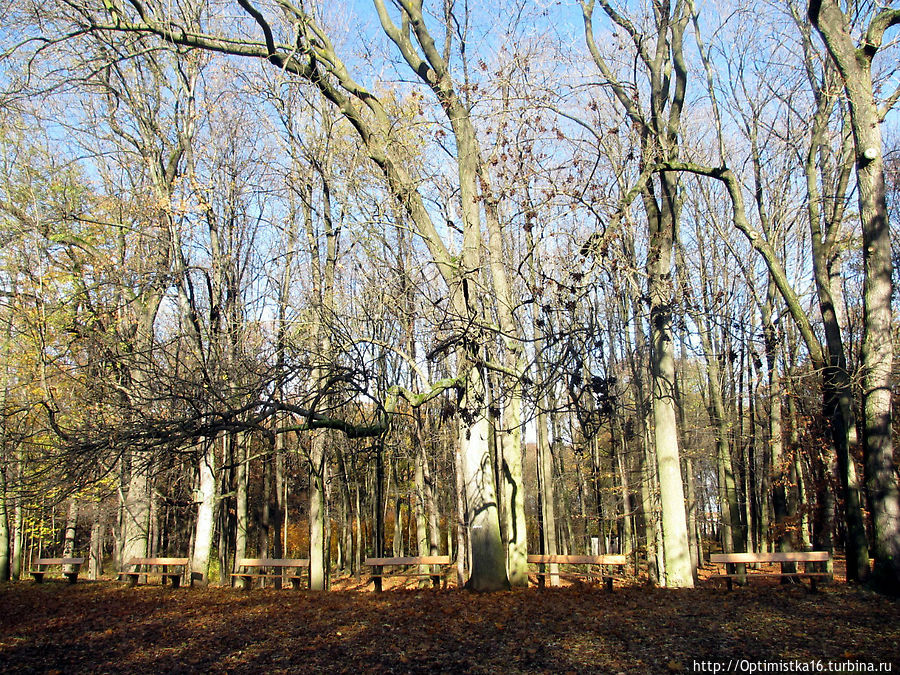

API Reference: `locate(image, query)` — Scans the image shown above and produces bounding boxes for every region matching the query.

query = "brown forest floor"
[2,572,899,674]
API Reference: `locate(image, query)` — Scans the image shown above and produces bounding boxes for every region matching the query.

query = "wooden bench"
[709,551,832,591]
[230,558,310,590]
[30,557,85,584]
[123,557,189,587]
[528,554,627,590]
[364,556,452,591]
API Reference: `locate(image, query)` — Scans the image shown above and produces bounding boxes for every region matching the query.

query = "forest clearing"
[2,5,900,672]
[2,570,900,674]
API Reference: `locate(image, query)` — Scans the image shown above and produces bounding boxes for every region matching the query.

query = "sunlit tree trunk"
[809,0,900,593]
[191,439,218,587]
[234,434,249,572]
[63,499,78,576]
[309,431,328,591]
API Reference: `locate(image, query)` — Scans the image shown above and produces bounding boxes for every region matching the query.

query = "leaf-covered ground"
[2,576,898,674]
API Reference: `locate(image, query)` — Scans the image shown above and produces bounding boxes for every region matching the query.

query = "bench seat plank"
[709,552,829,564]
[708,551,832,591]
[527,554,627,565]
[31,558,85,584]
[527,554,627,590]
[363,556,452,591]
[124,557,189,587]
[231,558,311,589]
[365,556,451,566]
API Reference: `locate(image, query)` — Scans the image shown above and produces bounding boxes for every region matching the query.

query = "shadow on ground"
[1,580,898,673]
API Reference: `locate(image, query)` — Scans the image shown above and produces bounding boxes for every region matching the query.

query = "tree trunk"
[414,441,430,584]
[63,499,79,575]
[336,441,354,574]
[392,491,404,559]
[460,372,509,592]
[536,408,560,584]
[0,462,9,582]
[309,431,328,591]
[646,171,693,588]
[616,436,635,560]
[763,289,795,572]
[191,439,218,587]
[11,485,23,580]
[272,437,285,561]
[89,501,103,580]
[810,0,900,594]
[498,386,528,587]
[235,434,249,571]
[121,453,152,567]
[454,434,467,586]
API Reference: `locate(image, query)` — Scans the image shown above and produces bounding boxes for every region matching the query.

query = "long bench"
[230,558,310,590]
[30,557,85,584]
[364,556,452,591]
[124,557,189,587]
[708,551,832,591]
[528,554,627,590]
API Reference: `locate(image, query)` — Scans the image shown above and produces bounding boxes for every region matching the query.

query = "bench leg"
[431,574,441,589]
[128,574,139,588]
[290,578,302,590]
[171,575,181,588]
[239,577,251,590]
[726,578,733,591]
[65,573,78,584]
[31,573,45,583]
[604,576,613,592]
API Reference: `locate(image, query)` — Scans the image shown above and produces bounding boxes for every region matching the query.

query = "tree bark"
[63,499,79,575]
[309,431,328,591]
[235,434,249,572]
[0,456,9,582]
[191,439,218,587]
[809,0,900,593]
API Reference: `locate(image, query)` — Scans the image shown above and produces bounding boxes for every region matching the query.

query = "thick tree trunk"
[649,239,693,586]
[810,0,900,593]
[235,435,249,572]
[674,347,698,580]
[414,444,429,583]
[309,431,328,591]
[191,439,218,587]
[63,499,79,575]
[460,371,509,592]
[121,453,152,567]
[498,387,528,587]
